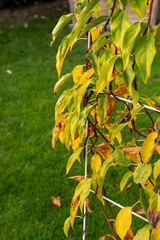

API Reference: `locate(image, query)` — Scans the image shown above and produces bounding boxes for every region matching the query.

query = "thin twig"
[104,0,117,31]
[143,0,155,36]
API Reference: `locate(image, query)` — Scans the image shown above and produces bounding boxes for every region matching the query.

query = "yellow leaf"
[141,131,158,163]
[70,195,80,227]
[72,65,83,83]
[86,198,93,213]
[94,3,101,19]
[91,26,101,42]
[78,68,94,85]
[111,42,117,55]
[59,124,65,144]
[91,153,101,178]
[94,142,111,159]
[63,216,71,237]
[115,207,132,240]
[50,40,53,47]
[51,196,61,207]
[142,178,155,190]
[52,123,62,149]
[154,160,160,180]
[120,171,133,192]
[151,221,160,240]
[146,0,152,15]
[72,137,82,151]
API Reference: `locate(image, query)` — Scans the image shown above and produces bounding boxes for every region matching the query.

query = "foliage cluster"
[52,0,160,239]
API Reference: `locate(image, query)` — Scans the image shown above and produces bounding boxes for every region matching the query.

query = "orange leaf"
[113,84,129,96]
[122,147,142,155]
[124,228,134,240]
[99,234,116,240]
[106,96,115,121]
[51,196,61,207]
[86,198,93,213]
[68,175,86,182]
[94,142,111,159]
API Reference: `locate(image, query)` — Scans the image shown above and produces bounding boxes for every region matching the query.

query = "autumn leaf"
[63,216,71,237]
[70,195,80,227]
[151,221,160,240]
[148,194,160,228]
[52,123,62,149]
[72,65,83,83]
[94,143,111,159]
[122,147,142,155]
[91,26,101,42]
[86,198,93,213]
[115,207,132,240]
[113,84,129,96]
[68,175,86,182]
[91,153,101,178]
[51,196,61,207]
[124,228,134,240]
[99,234,116,240]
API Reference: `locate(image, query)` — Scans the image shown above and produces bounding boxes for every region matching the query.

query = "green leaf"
[75,0,88,14]
[133,164,152,184]
[135,30,156,85]
[121,0,129,8]
[91,31,110,49]
[73,178,92,200]
[56,33,71,78]
[79,181,91,211]
[155,23,160,46]
[120,171,133,192]
[52,13,75,43]
[112,149,132,167]
[153,160,160,181]
[66,147,84,174]
[133,225,150,240]
[54,73,72,94]
[81,16,109,35]
[111,10,130,49]
[140,187,154,214]
[87,50,98,75]
[130,0,145,18]
[141,131,158,164]
[122,22,141,69]
[96,96,108,125]
[123,57,135,93]
[101,156,113,179]
[77,105,93,135]
[63,216,71,237]
[97,55,119,93]
[70,0,100,48]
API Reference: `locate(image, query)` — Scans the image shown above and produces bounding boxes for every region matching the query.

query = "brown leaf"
[122,147,142,155]
[107,96,115,119]
[99,234,116,240]
[68,175,86,182]
[113,84,129,96]
[115,112,131,125]
[126,183,132,189]
[124,228,134,240]
[147,128,154,135]
[51,196,61,207]
[117,109,129,115]
[70,195,80,226]
[94,142,111,159]
[86,198,93,213]
[154,122,160,146]
[133,207,145,214]
[148,207,160,228]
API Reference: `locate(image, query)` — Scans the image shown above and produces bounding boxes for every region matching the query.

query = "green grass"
[0,13,160,240]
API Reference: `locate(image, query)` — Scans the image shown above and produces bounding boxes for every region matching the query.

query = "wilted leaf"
[70,195,80,227]
[148,194,160,228]
[63,216,71,237]
[86,198,93,213]
[122,147,142,155]
[94,143,111,159]
[133,225,150,240]
[151,221,160,239]
[91,153,101,178]
[141,131,158,164]
[99,234,116,240]
[153,160,160,181]
[133,164,152,184]
[120,171,133,192]
[113,84,129,96]
[52,123,62,149]
[68,175,86,182]
[51,196,61,207]
[115,207,132,240]
[124,228,134,240]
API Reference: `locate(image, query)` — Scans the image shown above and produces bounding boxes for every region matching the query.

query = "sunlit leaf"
[130,0,145,18]
[113,84,129,95]
[66,147,84,174]
[56,33,71,78]
[101,155,113,179]
[52,13,75,43]
[51,196,61,207]
[135,30,156,85]
[91,26,101,42]
[63,216,71,237]
[79,68,94,85]
[94,142,111,159]
[153,160,160,181]
[120,171,133,192]
[79,181,91,211]
[91,153,101,178]
[146,0,152,14]
[141,131,158,164]
[151,221,160,240]
[54,73,72,94]
[122,22,141,69]
[111,10,130,49]
[133,225,150,240]
[115,207,132,240]
[122,147,142,155]
[72,65,83,83]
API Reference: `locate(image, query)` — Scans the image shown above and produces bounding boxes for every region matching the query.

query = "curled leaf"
[63,216,71,237]
[86,198,93,213]
[94,142,111,159]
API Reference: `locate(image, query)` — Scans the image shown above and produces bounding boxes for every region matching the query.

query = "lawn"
[0,3,160,240]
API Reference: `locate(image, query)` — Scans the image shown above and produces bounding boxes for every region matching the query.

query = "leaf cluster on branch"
[51,0,160,239]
